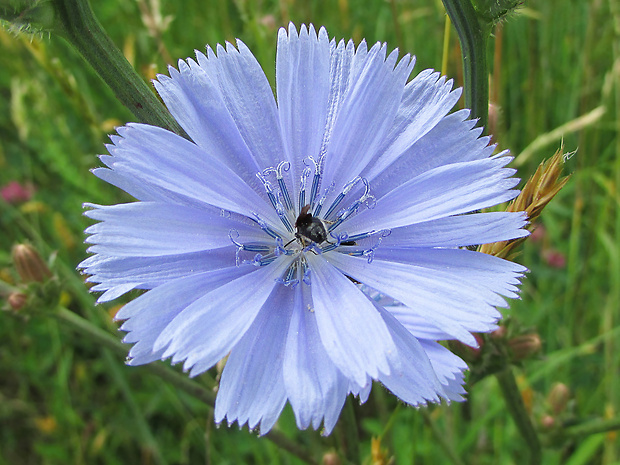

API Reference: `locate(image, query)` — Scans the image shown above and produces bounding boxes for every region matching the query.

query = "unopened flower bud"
[322,452,341,465]
[449,334,484,362]
[12,244,52,283]
[508,333,542,361]
[543,250,566,269]
[490,325,507,340]
[547,383,570,415]
[540,414,555,430]
[7,291,27,310]
[1,181,34,204]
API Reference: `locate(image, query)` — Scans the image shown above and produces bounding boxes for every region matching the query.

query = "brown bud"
[8,292,28,311]
[547,383,570,415]
[508,334,542,361]
[449,333,484,362]
[322,452,341,465]
[490,325,507,340]
[11,244,51,283]
[540,414,555,430]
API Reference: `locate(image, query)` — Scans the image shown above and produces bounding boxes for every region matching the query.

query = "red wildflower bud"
[543,250,566,269]
[1,181,34,204]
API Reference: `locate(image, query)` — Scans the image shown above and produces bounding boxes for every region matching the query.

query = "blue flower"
[80,24,528,435]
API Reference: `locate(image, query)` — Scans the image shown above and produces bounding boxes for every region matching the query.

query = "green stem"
[265,431,319,465]
[102,349,168,465]
[55,306,218,404]
[562,417,620,439]
[50,0,186,136]
[495,368,542,465]
[337,398,360,465]
[421,410,465,465]
[53,306,317,465]
[441,0,490,132]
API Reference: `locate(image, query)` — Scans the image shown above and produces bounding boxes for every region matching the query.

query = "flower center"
[228,159,390,281]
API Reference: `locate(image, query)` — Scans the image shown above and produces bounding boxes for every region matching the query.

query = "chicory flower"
[80,24,528,434]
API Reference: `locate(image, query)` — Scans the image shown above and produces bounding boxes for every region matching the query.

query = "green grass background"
[0,0,618,464]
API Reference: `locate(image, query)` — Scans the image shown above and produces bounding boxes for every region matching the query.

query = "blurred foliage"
[0,0,618,464]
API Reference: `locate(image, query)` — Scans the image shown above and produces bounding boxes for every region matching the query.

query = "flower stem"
[495,367,542,465]
[50,0,186,136]
[55,306,217,403]
[562,417,620,438]
[421,409,465,465]
[337,398,361,465]
[440,0,489,132]
[54,306,318,464]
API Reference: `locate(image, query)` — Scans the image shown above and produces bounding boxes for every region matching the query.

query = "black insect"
[291,205,357,247]
[295,205,328,244]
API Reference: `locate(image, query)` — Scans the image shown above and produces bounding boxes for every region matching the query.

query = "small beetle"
[295,205,328,244]
[291,205,356,247]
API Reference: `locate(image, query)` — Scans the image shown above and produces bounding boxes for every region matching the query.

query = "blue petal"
[276,24,331,184]
[372,247,526,300]
[195,41,286,171]
[84,202,265,257]
[326,251,524,345]
[348,377,372,404]
[367,110,495,198]
[80,247,236,302]
[306,254,396,386]
[364,69,461,180]
[315,38,355,159]
[283,282,348,434]
[360,284,455,340]
[97,124,279,225]
[116,268,251,365]
[383,211,529,248]
[345,155,519,234]
[321,43,414,204]
[375,306,446,405]
[386,306,455,341]
[214,285,291,434]
[154,256,292,375]
[153,60,263,188]
[418,340,467,401]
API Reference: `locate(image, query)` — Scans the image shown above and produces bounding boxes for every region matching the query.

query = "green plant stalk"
[562,417,620,439]
[102,349,168,465]
[55,306,217,403]
[337,398,360,465]
[495,368,542,465]
[54,306,318,465]
[440,0,489,132]
[50,0,186,136]
[421,409,465,465]
[441,1,544,460]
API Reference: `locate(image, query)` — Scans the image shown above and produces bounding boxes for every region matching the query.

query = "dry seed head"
[479,148,570,259]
